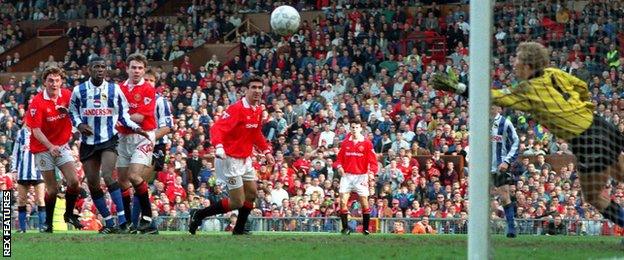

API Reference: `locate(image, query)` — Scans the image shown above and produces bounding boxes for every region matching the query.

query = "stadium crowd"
[1,0,624,235]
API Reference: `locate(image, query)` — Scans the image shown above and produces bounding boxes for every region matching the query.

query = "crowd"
[1,0,624,235]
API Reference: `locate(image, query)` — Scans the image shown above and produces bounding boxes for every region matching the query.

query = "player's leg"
[358,195,371,235]
[34,182,46,231]
[17,183,29,232]
[233,180,256,235]
[498,184,516,237]
[57,160,84,229]
[83,155,116,231]
[101,150,128,227]
[582,167,624,226]
[40,170,58,232]
[189,157,245,235]
[116,135,134,225]
[338,173,353,234]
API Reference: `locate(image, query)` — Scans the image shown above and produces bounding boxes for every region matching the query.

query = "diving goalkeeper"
[431,41,624,228]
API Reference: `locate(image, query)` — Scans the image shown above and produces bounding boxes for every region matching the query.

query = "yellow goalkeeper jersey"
[492,68,594,140]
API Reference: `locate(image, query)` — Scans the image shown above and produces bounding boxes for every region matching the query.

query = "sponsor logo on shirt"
[245,124,259,128]
[46,114,67,122]
[491,135,503,142]
[82,108,113,116]
[345,152,364,157]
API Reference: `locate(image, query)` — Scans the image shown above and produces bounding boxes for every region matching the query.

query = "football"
[270,5,300,36]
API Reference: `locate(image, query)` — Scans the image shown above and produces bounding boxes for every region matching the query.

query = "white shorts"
[339,173,369,196]
[116,131,155,167]
[35,144,74,172]
[215,155,256,190]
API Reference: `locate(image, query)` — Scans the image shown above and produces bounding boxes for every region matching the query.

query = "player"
[431,41,624,228]
[490,105,519,238]
[189,76,275,235]
[26,66,83,232]
[332,119,379,235]
[12,124,46,233]
[69,57,149,233]
[128,68,173,233]
[116,53,158,234]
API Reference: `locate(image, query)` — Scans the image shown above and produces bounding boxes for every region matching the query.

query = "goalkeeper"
[431,41,624,228]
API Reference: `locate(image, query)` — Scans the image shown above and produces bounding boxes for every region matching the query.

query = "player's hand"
[56,105,69,115]
[78,123,94,136]
[498,162,509,172]
[430,73,462,93]
[215,147,226,159]
[48,145,61,157]
[134,128,151,140]
[265,153,275,164]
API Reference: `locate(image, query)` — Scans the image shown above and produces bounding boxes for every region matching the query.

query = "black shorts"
[569,115,624,173]
[79,135,119,162]
[152,143,166,171]
[492,171,514,187]
[17,180,43,186]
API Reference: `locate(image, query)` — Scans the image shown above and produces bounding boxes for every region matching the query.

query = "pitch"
[11,232,624,259]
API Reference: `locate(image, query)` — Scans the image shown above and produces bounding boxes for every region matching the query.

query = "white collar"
[43,88,62,101]
[124,78,145,87]
[242,97,258,109]
[89,78,106,88]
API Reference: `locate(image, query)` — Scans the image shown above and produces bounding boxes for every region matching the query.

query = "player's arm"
[431,73,532,111]
[26,103,57,153]
[9,130,21,173]
[367,141,379,174]
[502,119,520,165]
[115,84,142,131]
[154,99,174,140]
[210,105,240,149]
[332,144,346,173]
[69,87,93,136]
[69,87,84,127]
[562,71,591,102]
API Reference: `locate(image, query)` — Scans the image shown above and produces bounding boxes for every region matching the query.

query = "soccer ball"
[270,5,300,36]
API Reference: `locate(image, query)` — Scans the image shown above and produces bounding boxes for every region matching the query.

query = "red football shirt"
[210,97,271,158]
[333,135,378,175]
[116,78,156,134]
[26,88,73,153]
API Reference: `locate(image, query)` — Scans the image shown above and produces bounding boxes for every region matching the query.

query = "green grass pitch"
[10,232,624,259]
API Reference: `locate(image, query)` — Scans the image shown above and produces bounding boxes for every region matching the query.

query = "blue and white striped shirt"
[11,127,41,181]
[491,114,519,172]
[69,79,141,145]
[155,94,174,145]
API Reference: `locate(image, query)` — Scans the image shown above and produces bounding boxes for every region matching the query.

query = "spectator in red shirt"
[166,176,187,206]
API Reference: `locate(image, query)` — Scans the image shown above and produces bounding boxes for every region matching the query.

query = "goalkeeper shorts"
[569,115,624,173]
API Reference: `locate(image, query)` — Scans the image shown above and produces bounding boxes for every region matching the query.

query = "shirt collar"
[242,97,258,110]
[124,78,145,88]
[89,78,106,88]
[43,88,61,101]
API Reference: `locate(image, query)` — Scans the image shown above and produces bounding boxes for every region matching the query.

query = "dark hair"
[89,56,106,66]
[126,53,148,67]
[42,66,66,81]
[247,75,263,85]
[349,118,362,125]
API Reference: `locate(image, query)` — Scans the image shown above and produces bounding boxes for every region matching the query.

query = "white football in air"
[270,5,301,36]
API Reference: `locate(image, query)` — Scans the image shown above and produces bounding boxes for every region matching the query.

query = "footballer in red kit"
[115,53,158,234]
[189,75,275,235]
[26,66,83,232]
[333,119,379,235]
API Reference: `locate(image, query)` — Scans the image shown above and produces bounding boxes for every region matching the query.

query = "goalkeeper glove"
[431,73,467,94]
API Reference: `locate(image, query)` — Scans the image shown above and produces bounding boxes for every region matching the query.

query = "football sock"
[122,187,132,223]
[92,189,114,227]
[65,186,80,215]
[44,193,56,227]
[107,182,126,225]
[132,195,141,227]
[18,206,27,231]
[195,198,231,220]
[233,201,253,233]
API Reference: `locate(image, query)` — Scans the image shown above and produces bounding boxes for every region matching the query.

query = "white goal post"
[467,0,493,259]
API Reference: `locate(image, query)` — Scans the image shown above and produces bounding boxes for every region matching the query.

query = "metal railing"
[18,216,624,236]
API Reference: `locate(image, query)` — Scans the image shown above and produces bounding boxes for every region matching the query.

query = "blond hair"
[516,42,550,71]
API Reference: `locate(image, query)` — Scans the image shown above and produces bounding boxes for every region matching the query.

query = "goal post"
[467,0,493,259]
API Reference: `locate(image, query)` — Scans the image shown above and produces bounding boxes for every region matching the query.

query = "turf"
[10,232,624,259]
